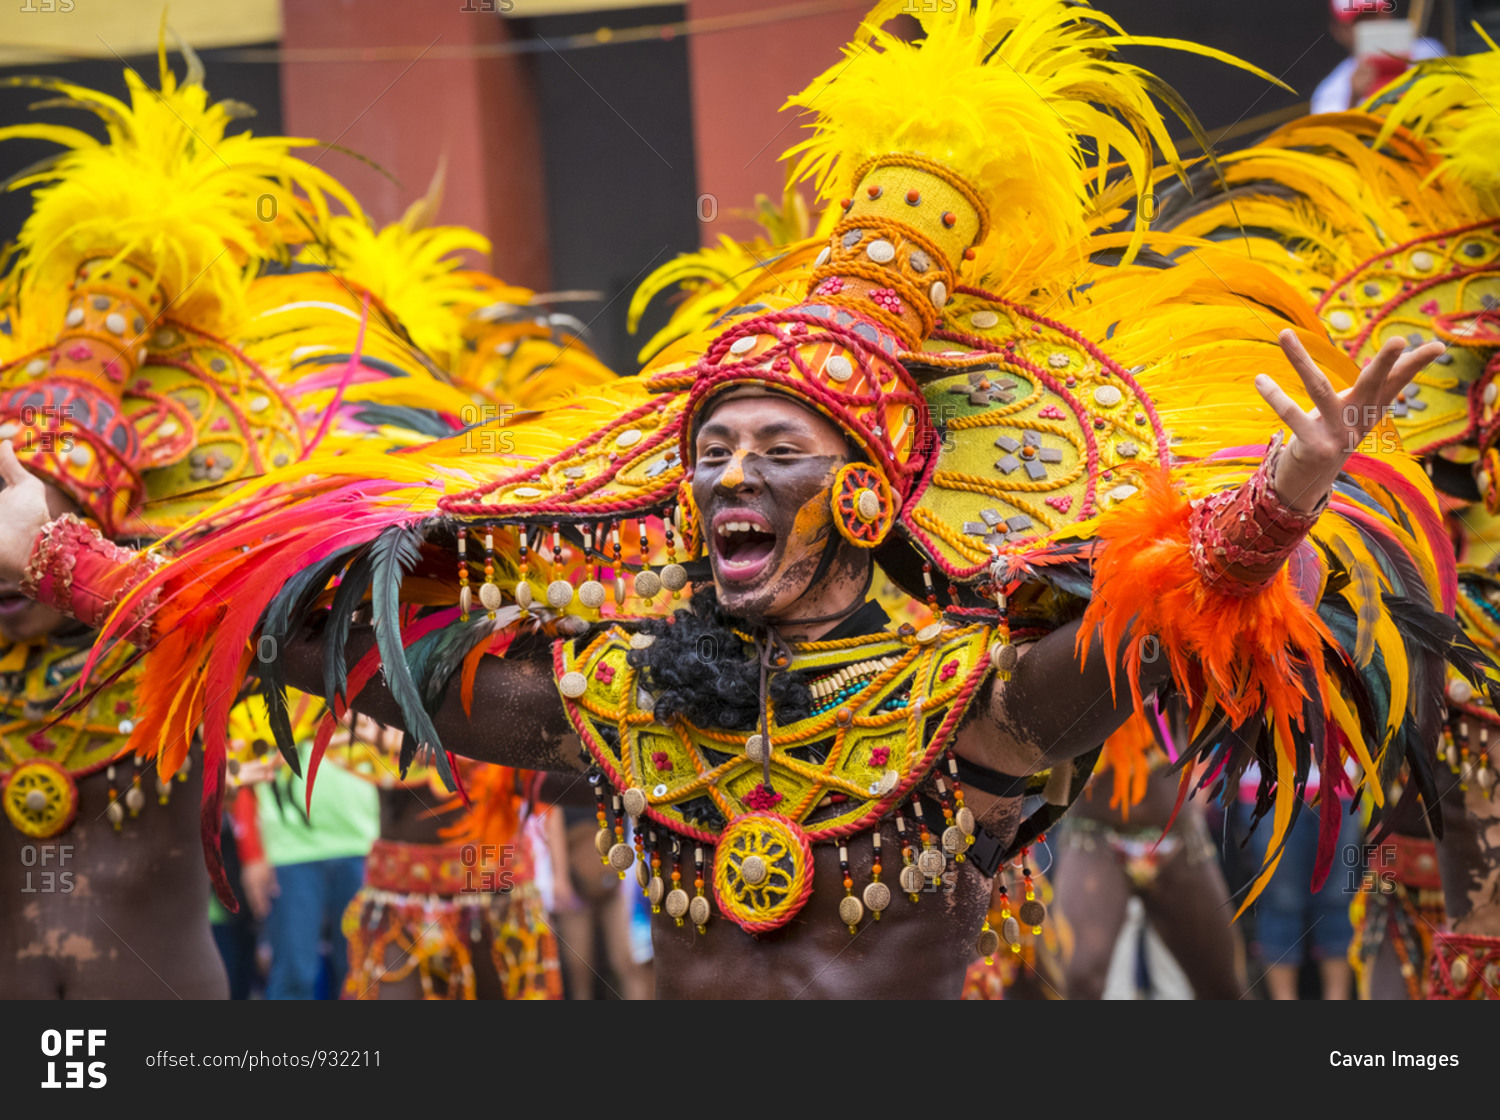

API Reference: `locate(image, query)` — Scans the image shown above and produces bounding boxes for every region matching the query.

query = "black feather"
[324,546,379,709]
[368,524,452,788]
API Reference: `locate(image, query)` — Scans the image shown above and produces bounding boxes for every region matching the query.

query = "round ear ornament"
[831,463,895,547]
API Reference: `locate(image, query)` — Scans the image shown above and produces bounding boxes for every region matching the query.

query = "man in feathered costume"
[0,1,1484,999]
[0,39,562,998]
[1153,37,1500,999]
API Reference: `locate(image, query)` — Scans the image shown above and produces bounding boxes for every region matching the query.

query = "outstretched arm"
[959,331,1445,779]
[280,620,588,775]
[954,618,1167,776]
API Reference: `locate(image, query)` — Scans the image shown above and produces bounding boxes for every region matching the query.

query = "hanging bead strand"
[457,526,472,620]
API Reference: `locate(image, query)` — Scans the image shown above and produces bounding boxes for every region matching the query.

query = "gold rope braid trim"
[937,455,1086,498]
[729,629,910,655]
[806,262,926,343]
[926,474,1060,532]
[850,153,991,241]
[809,214,959,338]
[946,382,1047,426]
[1395,411,1469,444]
[571,631,978,811]
[909,505,995,564]
[830,213,956,281]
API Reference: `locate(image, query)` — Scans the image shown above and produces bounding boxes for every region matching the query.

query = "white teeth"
[717,519,768,536]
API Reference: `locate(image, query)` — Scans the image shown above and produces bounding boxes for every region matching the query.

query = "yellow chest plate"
[0,637,139,781]
[557,622,995,843]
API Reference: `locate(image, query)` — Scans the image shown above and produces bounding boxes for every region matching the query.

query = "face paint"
[691,396,856,621]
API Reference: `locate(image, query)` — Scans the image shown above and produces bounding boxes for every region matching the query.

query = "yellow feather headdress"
[1369,32,1500,210]
[782,0,1285,267]
[0,39,359,345]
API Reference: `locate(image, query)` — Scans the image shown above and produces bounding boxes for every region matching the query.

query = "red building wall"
[280,0,550,287]
[685,0,861,243]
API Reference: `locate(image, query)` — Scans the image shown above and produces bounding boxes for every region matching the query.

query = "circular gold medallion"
[1001,916,1021,946]
[976,927,1001,957]
[712,813,814,933]
[621,787,647,818]
[744,734,769,764]
[1019,899,1047,927]
[660,563,688,592]
[899,864,925,894]
[917,847,945,877]
[688,895,711,927]
[633,570,662,599]
[862,881,891,912]
[479,582,504,611]
[559,671,588,698]
[608,843,635,872]
[648,877,666,906]
[956,806,976,836]
[916,622,943,645]
[459,585,473,615]
[577,580,607,609]
[838,895,865,927]
[989,642,1018,671]
[1451,955,1470,985]
[515,581,533,608]
[594,828,614,858]
[942,825,969,855]
[635,859,651,889]
[3,761,78,839]
[546,579,575,608]
[665,888,690,919]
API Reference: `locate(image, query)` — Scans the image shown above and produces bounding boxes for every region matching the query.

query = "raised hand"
[1255,329,1445,512]
[0,440,72,584]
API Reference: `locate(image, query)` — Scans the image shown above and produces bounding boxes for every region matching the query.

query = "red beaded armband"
[20,514,162,645]
[1187,433,1326,596]
[1425,930,1500,999]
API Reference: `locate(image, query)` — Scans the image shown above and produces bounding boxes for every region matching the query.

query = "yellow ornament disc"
[3,760,79,839]
[711,812,814,933]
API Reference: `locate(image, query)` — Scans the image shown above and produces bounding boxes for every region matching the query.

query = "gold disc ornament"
[830,463,895,547]
[689,895,712,928]
[3,761,78,839]
[711,812,814,933]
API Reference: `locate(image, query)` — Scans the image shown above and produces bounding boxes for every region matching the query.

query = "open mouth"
[711,509,779,583]
[0,592,30,617]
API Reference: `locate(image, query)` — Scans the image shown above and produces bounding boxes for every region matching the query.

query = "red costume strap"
[1425,930,1500,999]
[365,837,514,896]
[20,514,162,645]
[1188,434,1326,595]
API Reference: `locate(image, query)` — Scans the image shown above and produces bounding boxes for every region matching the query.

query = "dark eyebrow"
[696,419,812,442]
